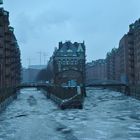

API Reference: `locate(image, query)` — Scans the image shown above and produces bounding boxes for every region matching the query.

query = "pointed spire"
[77,43,84,52]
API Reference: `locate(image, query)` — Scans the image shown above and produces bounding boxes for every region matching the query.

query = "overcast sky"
[3,0,140,67]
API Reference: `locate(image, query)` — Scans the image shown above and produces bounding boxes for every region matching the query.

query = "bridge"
[17,83,50,89]
[86,80,128,88]
[17,83,84,109]
[19,80,128,89]
[86,80,130,95]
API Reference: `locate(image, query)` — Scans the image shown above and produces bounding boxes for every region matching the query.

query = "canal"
[0,88,140,140]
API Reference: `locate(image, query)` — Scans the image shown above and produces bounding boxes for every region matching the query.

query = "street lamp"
[43,52,48,65]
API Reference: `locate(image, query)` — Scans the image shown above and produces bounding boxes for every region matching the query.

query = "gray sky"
[3,0,140,67]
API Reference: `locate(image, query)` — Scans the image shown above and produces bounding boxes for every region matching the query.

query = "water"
[0,87,140,140]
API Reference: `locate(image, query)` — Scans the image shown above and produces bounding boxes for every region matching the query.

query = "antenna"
[37,51,42,65]
[27,58,31,67]
[43,52,47,65]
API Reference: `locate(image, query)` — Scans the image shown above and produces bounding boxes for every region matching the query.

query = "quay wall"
[129,85,140,99]
[0,88,18,112]
[106,85,140,99]
[88,85,140,100]
[42,86,84,109]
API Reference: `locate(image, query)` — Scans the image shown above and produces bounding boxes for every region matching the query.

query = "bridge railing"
[86,80,128,87]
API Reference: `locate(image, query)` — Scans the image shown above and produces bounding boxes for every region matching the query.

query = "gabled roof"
[77,43,84,52]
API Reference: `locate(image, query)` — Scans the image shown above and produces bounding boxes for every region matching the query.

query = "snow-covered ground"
[0,87,140,140]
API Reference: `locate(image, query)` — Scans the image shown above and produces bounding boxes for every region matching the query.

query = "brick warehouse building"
[48,41,86,87]
[117,31,134,84]
[106,48,118,81]
[86,59,106,83]
[86,18,140,87]
[132,19,140,85]
[0,8,21,102]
